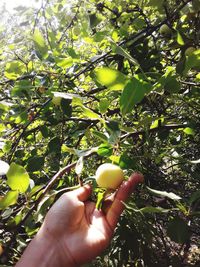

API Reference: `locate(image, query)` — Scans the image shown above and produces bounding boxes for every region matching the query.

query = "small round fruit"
[52,96,62,106]
[159,24,172,37]
[185,47,196,56]
[95,163,124,190]
[73,26,81,36]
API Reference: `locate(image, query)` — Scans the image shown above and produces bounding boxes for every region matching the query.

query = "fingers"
[72,184,92,201]
[106,173,143,230]
[115,172,144,201]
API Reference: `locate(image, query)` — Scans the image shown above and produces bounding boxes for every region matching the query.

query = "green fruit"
[73,26,81,36]
[95,163,124,190]
[159,24,172,37]
[52,96,62,106]
[185,47,196,56]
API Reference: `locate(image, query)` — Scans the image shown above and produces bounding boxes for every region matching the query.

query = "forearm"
[15,226,76,267]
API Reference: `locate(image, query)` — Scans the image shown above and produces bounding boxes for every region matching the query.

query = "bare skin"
[16,173,143,267]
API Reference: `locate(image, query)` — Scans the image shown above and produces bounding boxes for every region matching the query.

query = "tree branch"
[120,124,190,140]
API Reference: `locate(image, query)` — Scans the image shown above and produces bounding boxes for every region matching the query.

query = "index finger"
[105,173,144,230]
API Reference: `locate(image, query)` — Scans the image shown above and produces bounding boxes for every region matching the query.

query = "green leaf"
[146,186,182,200]
[48,137,61,153]
[33,29,48,58]
[97,143,113,157]
[6,163,30,193]
[176,57,186,75]
[167,216,191,243]
[0,101,10,112]
[164,76,181,93]
[177,31,185,46]
[183,127,195,135]
[82,106,101,119]
[0,160,10,175]
[0,190,19,210]
[61,99,72,117]
[119,153,136,169]
[35,194,56,223]
[5,61,25,79]
[99,99,109,114]
[184,49,200,74]
[94,67,129,91]
[106,120,120,132]
[55,57,73,68]
[120,77,151,115]
[112,42,140,68]
[11,80,33,97]
[40,125,49,138]
[92,130,108,142]
[96,190,106,210]
[27,156,45,172]
[7,211,23,226]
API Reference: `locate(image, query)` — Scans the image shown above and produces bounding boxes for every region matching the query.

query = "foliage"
[0,0,200,266]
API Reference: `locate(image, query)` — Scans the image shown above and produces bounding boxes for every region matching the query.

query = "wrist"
[16,225,77,267]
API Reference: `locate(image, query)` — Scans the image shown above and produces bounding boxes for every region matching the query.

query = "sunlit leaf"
[94,67,129,91]
[96,190,106,210]
[55,57,73,68]
[183,127,195,135]
[6,163,30,193]
[147,186,182,200]
[33,29,48,58]
[99,99,109,114]
[177,31,185,45]
[82,106,101,119]
[11,80,33,97]
[5,61,25,79]
[0,190,19,210]
[97,143,113,157]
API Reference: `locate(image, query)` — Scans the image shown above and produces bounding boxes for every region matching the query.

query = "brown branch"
[120,124,190,140]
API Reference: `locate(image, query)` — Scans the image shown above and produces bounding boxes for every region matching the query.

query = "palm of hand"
[45,188,113,265]
[43,174,143,266]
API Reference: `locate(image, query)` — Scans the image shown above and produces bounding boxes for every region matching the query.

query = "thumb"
[73,184,92,201]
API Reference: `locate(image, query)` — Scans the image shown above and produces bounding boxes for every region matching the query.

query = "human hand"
[16,172,143,267]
